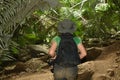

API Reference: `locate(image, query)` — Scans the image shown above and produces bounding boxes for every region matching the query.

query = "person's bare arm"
[48,41,57,59]
[78,43,87,59]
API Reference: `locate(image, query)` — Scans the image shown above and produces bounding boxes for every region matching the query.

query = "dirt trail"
[2,41,120,80]
[14,71,53,80]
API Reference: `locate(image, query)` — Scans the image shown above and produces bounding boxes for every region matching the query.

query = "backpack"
[54,33,81,67]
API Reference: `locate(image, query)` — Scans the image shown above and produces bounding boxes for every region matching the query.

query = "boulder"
[77,61,95,80]
[27,44,49,58]
[25,58,48,72]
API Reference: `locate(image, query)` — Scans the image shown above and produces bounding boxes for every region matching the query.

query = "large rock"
[25,58,48,72]
[27,44,49,58]
[92,73,111,80]
[77,61,95,80]
[81,47,102,63]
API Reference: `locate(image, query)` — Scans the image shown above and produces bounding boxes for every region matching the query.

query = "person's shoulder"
[52,36,61,42]
[53,36,60,40]
[74,36,81,40]
[73,36,82,45]
[52,36,61,46]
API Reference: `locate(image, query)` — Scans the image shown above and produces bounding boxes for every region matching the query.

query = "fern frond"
[0,0,59,53]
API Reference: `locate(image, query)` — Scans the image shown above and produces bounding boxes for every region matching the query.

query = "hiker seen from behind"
[48,19,87,80]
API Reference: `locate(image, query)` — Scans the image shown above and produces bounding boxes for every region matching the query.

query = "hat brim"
[58,27,76,33]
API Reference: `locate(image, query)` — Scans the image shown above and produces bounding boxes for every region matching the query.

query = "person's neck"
[61,33,72,35]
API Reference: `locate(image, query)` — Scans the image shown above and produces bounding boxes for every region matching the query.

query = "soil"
[0,40,120,80]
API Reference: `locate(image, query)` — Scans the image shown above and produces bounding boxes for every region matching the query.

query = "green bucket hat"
[57,19,76,33]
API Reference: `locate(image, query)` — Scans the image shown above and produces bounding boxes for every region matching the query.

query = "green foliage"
[0,50,16,66]
[0,0,59,67]
[12,13,57,46]
[95,3,110,12]
[31,0,120,40]
[10,46,19,54]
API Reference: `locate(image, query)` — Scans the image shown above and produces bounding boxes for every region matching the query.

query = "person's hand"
[51,55,56,59]
[47,58,55,66]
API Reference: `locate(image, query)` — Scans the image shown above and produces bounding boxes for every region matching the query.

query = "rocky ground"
[0,40,120,80]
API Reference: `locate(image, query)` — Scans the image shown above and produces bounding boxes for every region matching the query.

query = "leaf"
[24,33,36,39]
[95,3,110,12]
[0,53,16,61]
[11,46,19,54]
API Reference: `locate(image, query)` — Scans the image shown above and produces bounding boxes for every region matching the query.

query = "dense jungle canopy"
[0,0,120,71]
